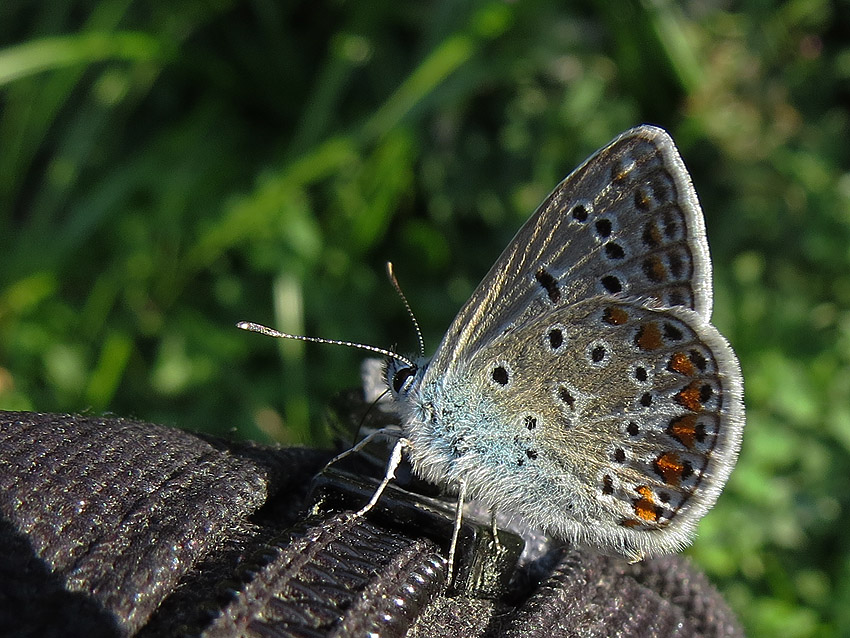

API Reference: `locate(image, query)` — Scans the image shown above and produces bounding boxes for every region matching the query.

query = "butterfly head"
[385,357,428,400]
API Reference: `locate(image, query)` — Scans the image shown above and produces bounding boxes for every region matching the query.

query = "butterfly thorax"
[388,357,486,486]
[389,354,587,509]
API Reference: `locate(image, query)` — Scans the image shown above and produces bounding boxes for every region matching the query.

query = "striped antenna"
[386,262,425,358]
[236,321,415,368]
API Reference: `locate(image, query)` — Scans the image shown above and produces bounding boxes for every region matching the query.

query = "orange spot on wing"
[669,352,695,376]
[676,381,703,412]
[634,485,660,522]
[603,307,629,325]
[668,414,699,449]
[636,322,663,351]
[645,256,667,282]
[643,222,663,247]
[654,452,685,486]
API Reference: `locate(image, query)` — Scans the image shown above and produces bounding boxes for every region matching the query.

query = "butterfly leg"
[321,427,401,474]
[489,507,502,552]
[446,478,468,589]
[354,436,409,517]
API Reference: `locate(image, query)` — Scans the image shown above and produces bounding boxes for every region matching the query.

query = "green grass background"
[2,1,849,635]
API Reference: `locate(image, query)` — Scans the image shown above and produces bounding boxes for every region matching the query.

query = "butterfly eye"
[392,366,417,394]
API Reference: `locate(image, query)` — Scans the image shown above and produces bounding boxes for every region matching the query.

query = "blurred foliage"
[1,0,850,635]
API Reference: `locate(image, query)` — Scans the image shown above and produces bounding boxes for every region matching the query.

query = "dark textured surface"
[0,410,743,637]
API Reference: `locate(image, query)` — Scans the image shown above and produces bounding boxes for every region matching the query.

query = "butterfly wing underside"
[407,125,744,558]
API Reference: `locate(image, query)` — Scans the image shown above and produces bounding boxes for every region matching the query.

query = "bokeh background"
[2,1,849,635]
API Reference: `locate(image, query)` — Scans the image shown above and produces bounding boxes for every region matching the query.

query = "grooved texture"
[0,411,742,637]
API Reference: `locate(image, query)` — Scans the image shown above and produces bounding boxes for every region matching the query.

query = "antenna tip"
[236,321,286,338]
[237,321,273,335]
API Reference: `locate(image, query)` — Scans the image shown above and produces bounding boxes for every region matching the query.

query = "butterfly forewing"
[426,126,713,381]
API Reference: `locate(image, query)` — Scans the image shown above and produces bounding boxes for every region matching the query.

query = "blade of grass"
[0,31,172,86]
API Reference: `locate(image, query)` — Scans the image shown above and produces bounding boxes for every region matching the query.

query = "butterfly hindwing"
[433,298,743,557]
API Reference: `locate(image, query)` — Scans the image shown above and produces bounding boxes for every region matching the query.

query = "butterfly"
[241,125,745,565]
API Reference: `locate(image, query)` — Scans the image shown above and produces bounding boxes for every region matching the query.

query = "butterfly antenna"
[386,262,425,358]
[237,322,415,368]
